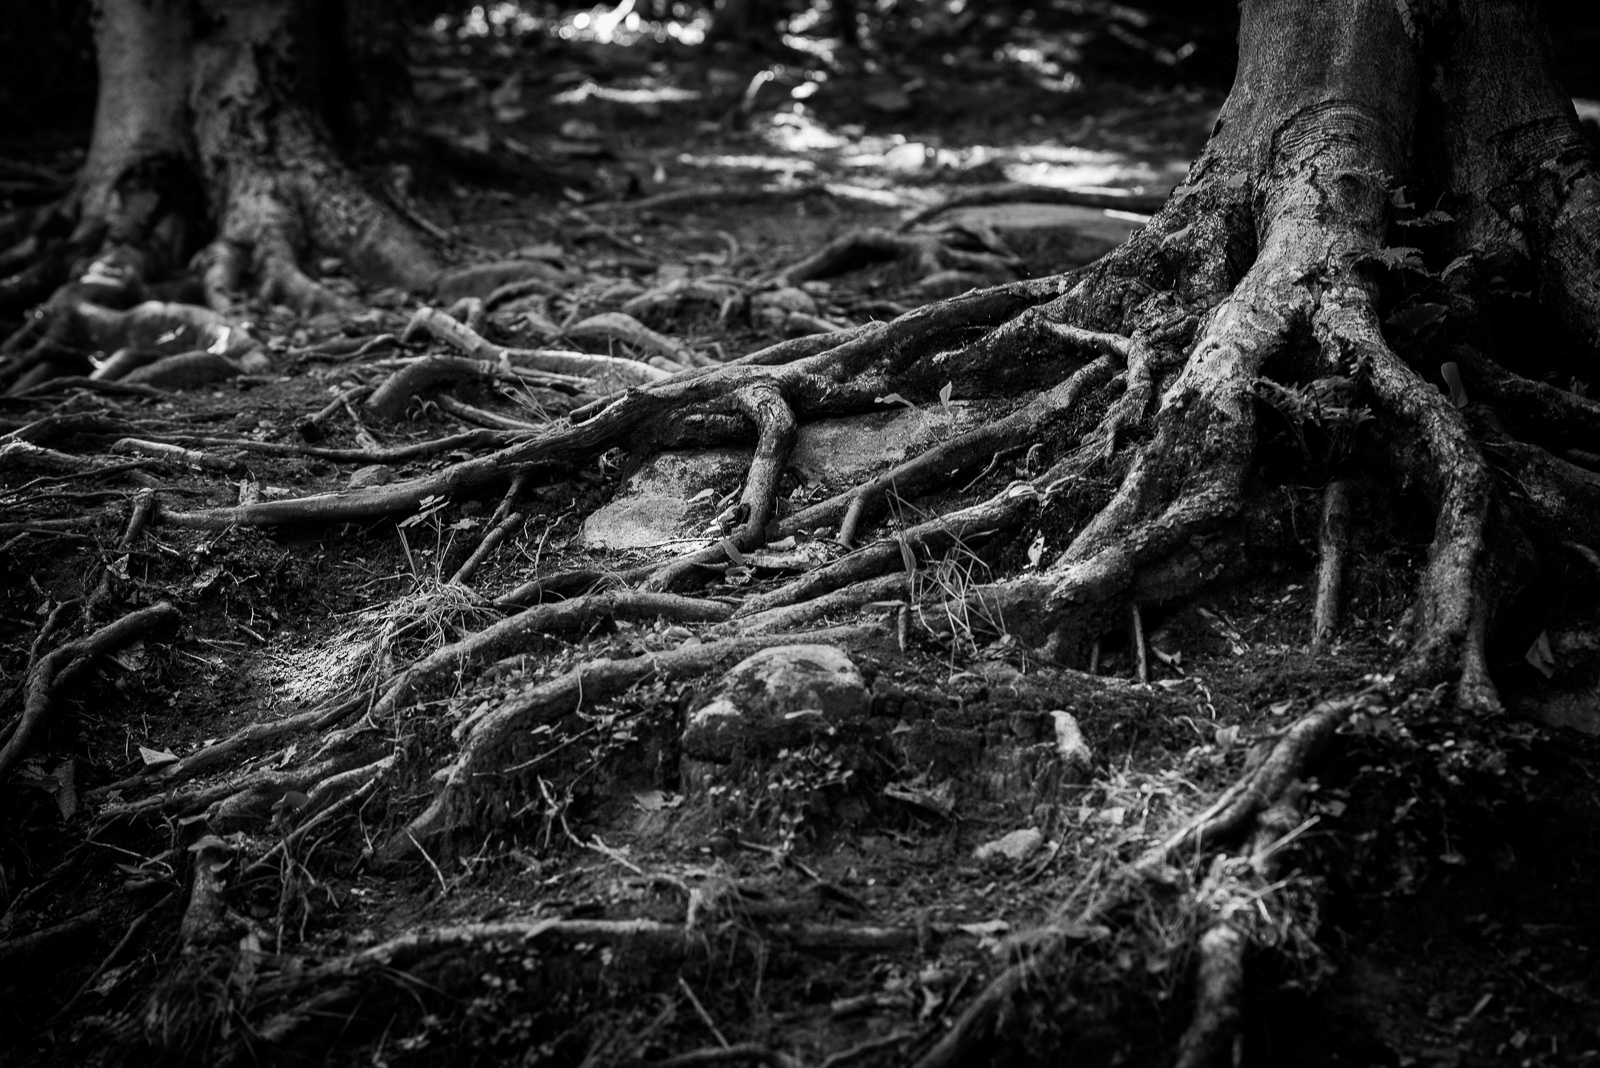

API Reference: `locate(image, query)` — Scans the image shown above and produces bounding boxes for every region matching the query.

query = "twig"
[640,1043,799,1068]
[678,976,731,1048]
[450,511,524,585]
[817,1031,913,1068]
[118,487,157,550]
[408,832,451,897]
[343,398,383,451]
[1131,602,1150,683]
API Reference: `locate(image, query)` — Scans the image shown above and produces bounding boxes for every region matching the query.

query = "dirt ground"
[4,8,1600,1067]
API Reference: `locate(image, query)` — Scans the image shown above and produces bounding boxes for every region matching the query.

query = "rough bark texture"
[0,0,437,331]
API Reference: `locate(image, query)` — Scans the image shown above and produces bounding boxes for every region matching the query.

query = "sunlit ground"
[422,2,1213,204]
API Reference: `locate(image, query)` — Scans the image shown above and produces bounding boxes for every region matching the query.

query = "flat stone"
[683,644,869,764]
[973,827,1044,863]
[790,400,990,486]
[577,447,747,549]
[579,402,995,548]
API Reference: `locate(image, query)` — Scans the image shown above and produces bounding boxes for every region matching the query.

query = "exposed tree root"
[0,601,181,782]
[390,623,874,860]
[773,226,1023,291]
[915,689,1376,1068]
[1311,480,1354,650]
[897,183,1168,231]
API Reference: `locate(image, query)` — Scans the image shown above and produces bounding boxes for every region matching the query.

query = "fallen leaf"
[138,746,178,768]
[1526,630,1555,678]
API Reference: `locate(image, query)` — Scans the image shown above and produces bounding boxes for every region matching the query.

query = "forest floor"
[4,12,1600,1068]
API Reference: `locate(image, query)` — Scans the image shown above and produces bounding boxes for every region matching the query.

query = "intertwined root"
[68,138,1581,850]
[14,98,1600,1068]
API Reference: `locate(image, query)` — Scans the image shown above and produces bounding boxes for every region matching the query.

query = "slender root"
[1310,480,1354,650]
[1320,287,1499,708]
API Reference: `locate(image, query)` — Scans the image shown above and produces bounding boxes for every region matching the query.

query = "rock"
[973,827,1044,864]
[577,447,748,550]
[1052,711,1093,776]
[348,464,395,489]
[683,644,870,764]
[579,400,1000,547]
[751,287,817,316]
[789,401,991,487]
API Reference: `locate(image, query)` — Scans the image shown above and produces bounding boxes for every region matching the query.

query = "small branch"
[126,486,171,548]
[434,394,552,431]
[86,694,362,801]
[449,510,524,585]
[48,894,172,1025]
[343,397,383,451]
[296,383,375,440]
[1131,602,1150,683]
[678,976,731,1049]
[640,1044,799,1068]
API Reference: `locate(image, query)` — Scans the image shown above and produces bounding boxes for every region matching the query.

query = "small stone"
[348,464,394,489]
[1052,711,1093,775]
[973,827,1044,864]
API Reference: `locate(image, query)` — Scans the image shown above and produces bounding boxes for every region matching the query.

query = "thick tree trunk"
[2,0,438,327]
[946,0,1599,711]
[186,0,439,309]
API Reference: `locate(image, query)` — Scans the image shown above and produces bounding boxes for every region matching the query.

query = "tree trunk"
[1,0,438,329]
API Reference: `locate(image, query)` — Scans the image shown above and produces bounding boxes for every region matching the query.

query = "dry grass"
[269,580,500,709]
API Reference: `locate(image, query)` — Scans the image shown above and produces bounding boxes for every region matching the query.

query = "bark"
[1,0,438,328]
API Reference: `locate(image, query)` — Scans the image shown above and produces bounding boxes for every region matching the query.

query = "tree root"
[914,689,1378,1068]
[733,482,1041,621]
[390,623,875,860]
[1319,285,1500,707]
[1311,480,1355,650]
[897,183,1168,231]
[367,590,735,725]
[774,226,1022,290]
[0,601,181,782]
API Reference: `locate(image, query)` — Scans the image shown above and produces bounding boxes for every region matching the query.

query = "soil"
[3,9,1600,1068]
